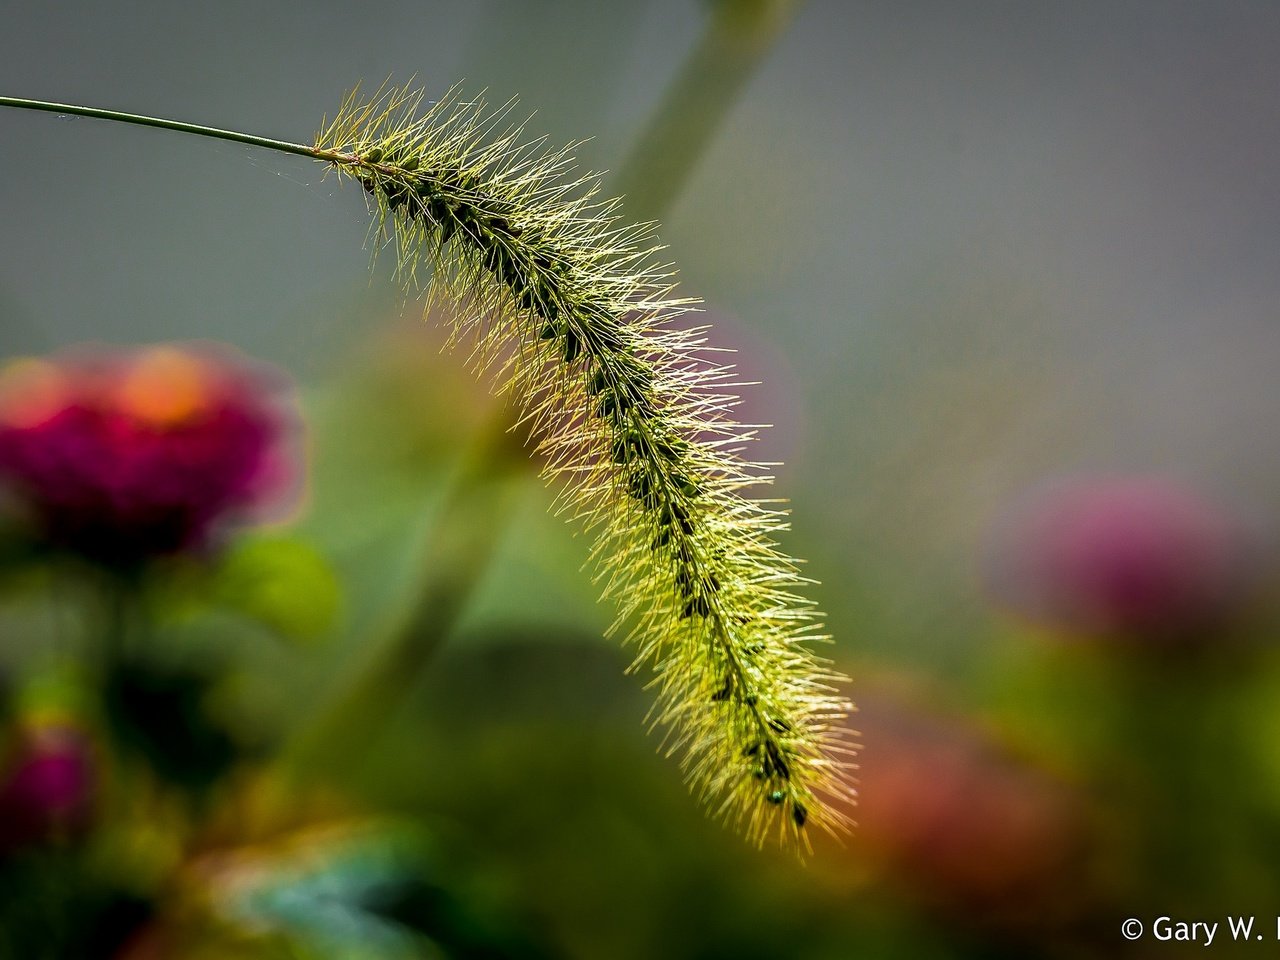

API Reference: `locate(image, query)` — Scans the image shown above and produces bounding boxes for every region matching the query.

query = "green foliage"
[212,536,342,645]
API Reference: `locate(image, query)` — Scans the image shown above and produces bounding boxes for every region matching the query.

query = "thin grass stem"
[0,96,322,160]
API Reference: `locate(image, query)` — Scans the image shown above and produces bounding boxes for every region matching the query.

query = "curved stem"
[0,96,323,160]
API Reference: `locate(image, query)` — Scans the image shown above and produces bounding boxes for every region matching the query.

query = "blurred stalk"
[102,582,129,667]
[95,576,142,672]
[282,417,527,777]
[1104,653,1261,911]
[612,0,808,219]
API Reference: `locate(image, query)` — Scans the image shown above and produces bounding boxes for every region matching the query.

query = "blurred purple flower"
[0,724,96,847]
[986,475,1253,642]
[0,345,298,567]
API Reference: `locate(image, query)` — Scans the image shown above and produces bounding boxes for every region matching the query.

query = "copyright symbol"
[1122,919,1143,940]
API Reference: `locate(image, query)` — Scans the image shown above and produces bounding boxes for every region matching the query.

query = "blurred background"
[2,1,1280,956]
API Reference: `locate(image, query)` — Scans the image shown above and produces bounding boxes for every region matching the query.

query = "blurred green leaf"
[212,537,342,645]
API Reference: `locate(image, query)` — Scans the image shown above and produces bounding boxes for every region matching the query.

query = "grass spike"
[0,83,856,849]
[314,83,855,848]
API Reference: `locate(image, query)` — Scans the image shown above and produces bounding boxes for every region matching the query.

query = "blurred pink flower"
[0,345,298,567]
[0,724,97,848]
[986,475,1253,642]
[686,307,809,472]
[849,695,1089,935]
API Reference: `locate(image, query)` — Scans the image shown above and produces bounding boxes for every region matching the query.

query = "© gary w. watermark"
[1121,915,1280,946]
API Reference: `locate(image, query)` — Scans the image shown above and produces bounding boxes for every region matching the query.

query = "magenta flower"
[0,345,297,567]
[986,475,1251,642]
[0,724,96,847]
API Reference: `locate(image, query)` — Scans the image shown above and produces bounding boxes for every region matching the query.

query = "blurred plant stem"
[96,576,142,672]
[281,415,527,779]
[1104,654,1260,909]
[613,0,808,219]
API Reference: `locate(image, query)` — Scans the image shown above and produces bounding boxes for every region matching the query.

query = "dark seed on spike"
[611,433,642,464]
[681,595,711,618]
[628,471,653,503]
[590,325,625,351]
[655,437,688,461]
[792,802,808,828]
[675,568,695,597]
[601,332,625,352]
[482,245,508,276]
[382,180,412,208]
[764,742,790,781]
[563,329,581,363]
[452,200,473,220]
[658,507,674,530]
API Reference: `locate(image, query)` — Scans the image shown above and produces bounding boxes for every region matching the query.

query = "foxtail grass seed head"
[0,85,856,849]
[313,84,856,849]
